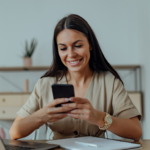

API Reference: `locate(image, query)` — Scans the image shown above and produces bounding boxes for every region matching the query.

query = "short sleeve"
[112,78,142,120]
[17,79,41,118]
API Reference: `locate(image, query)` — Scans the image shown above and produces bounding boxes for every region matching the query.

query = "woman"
[9,14,142,140]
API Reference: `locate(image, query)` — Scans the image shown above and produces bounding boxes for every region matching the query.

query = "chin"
[67,67,83,72]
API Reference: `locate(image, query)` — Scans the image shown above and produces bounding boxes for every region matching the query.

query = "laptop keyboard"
[5,145,36,150]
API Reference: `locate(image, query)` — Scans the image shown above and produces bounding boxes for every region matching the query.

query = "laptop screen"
[0,139,6,150]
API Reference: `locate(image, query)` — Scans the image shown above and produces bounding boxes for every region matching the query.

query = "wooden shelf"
[0,65,140,71]
[0,92,31,95]
[0,65,141,91]
[113,65,140,70]
[0,91,142,94]
[0,66,50,71]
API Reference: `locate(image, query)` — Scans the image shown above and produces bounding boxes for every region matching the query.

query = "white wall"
[136,0,150,139]
[0,0,141,66]
[0,0,149,139]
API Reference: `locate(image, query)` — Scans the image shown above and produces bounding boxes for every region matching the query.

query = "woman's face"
[57,29,92,73]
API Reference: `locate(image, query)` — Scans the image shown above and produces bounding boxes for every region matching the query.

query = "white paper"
[46,136,141,150]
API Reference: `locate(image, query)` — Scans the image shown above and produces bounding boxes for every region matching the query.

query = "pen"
[74,141,98,148]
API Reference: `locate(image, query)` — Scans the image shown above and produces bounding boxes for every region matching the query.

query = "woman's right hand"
[10,98,73,140]
[40,98,73,123]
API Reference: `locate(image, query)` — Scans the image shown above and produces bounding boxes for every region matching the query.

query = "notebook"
[47,136,142,150]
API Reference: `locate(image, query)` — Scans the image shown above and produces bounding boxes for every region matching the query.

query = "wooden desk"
[140,140,150,150]
[25,140,149,150]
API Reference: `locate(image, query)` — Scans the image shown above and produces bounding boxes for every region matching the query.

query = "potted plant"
[23,38,37,66]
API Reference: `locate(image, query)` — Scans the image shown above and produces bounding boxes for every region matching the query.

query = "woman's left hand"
[61,97,105,126]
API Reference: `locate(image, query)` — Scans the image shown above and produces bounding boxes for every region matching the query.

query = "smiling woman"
[9,14,142,141]
[57,30,92,74]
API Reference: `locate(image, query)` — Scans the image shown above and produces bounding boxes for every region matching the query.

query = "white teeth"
[70,60,80,64]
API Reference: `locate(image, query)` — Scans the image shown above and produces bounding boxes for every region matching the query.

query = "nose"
[68,47,76,57]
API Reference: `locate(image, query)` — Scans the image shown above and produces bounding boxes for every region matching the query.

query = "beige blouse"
[17,71,141,140]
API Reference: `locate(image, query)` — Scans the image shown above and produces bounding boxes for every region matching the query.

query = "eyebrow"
[58,40,83,46]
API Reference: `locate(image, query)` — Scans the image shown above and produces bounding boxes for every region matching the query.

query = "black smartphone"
[52,84,75,107]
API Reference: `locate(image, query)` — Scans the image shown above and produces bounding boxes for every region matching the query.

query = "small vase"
[24,79,29,92]
[23,57,32,66]
[0,127,5,139]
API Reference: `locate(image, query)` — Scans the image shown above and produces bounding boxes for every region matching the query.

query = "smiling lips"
[67,58,83,66]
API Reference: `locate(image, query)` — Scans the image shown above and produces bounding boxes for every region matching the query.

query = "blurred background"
[0,0,149,140]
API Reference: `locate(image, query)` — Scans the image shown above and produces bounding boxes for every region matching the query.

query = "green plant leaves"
[23,38,37,58]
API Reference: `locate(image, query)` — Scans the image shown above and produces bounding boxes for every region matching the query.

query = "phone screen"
[52,84,75,107]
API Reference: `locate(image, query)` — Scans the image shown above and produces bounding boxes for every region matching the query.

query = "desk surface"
[27,140,149,150]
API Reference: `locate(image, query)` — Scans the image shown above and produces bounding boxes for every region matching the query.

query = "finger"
[67,113,85,119]
[70,97,89,104]
[62,103,91,110]
[68,109,89,115]
[47,107,74,114]
[61,103,83,108]
[47,98,70,108]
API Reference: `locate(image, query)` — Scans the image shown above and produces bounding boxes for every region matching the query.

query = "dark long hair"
[41,14,123,84]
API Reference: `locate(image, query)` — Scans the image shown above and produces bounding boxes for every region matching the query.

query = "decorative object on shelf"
[23,38,37,66]
[0,127,5,139]
[24,79,29,92]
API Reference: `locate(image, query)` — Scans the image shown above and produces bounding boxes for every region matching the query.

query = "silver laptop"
[0,137,60,150]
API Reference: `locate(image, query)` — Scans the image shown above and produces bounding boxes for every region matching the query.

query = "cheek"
[82,49,91,60]
[59,51,67,62]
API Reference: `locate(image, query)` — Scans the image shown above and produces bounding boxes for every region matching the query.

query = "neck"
[66,66,94,87]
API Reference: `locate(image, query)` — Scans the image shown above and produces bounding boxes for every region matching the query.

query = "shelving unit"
[0,65,142,91]
[112,65,141,91]
[0,65,142,119]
